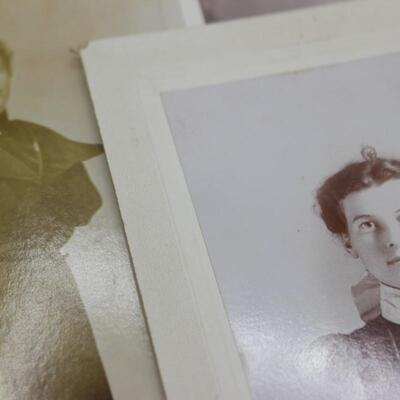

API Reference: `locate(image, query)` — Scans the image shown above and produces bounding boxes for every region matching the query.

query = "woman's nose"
[383,221,400,250]
[385,229,400,250]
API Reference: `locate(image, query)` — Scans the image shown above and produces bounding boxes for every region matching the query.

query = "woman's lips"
[387,256,400,266]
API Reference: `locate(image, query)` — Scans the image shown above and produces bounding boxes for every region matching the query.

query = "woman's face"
[343,179,400,288]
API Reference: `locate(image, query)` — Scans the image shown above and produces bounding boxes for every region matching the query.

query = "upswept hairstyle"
[0,40,12,73]
[316,146,400,237]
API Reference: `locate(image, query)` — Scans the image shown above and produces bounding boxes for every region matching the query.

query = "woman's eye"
[359,221,376,232]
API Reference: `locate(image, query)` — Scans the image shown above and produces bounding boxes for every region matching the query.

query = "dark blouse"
[306,316,400,399]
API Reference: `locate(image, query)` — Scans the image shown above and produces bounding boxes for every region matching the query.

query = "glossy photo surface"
[0,2,164,399]
[163,53,400,400]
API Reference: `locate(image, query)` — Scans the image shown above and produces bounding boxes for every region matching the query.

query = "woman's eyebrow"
[352,214,372,223]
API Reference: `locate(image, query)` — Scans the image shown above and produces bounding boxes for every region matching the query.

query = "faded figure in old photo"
[307,146,400,399]
[0,41,112,399]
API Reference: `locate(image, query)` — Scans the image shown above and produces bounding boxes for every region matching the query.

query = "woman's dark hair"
[316,147,400,237]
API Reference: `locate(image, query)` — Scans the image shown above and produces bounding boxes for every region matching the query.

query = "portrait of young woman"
[159,50,400,399]
[306,146,400,398]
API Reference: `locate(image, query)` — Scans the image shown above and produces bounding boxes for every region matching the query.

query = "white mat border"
[82,2,400,398]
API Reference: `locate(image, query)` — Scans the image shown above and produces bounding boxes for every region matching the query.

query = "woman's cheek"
[353,233,378,256]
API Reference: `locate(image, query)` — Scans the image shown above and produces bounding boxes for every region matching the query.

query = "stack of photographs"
[3,1,398,400]
[82,0,400,399]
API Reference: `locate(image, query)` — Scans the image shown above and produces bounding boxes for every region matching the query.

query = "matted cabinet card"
[82,1,400,398]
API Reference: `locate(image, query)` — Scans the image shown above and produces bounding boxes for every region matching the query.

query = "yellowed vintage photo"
[0,39,112,399]
[0,2,167,399]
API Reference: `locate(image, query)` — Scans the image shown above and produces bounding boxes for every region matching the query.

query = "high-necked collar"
[381,283,400,325]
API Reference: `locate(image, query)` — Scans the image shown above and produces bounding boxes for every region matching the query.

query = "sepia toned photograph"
[0,2,166,400]
[162,52,400,399]
[0,40,112,400]
[199,0,354,22]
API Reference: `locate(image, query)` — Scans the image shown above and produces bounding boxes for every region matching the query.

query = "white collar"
[380,283,400,324]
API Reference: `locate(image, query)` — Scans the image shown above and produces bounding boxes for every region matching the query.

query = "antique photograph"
[81,1,400,398]
[0,2,165,399]
[198,0,353,22]
[0,40,111,400]
[162,52,400,399]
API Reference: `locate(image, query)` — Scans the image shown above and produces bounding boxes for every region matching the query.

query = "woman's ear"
[342,234,359,259]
